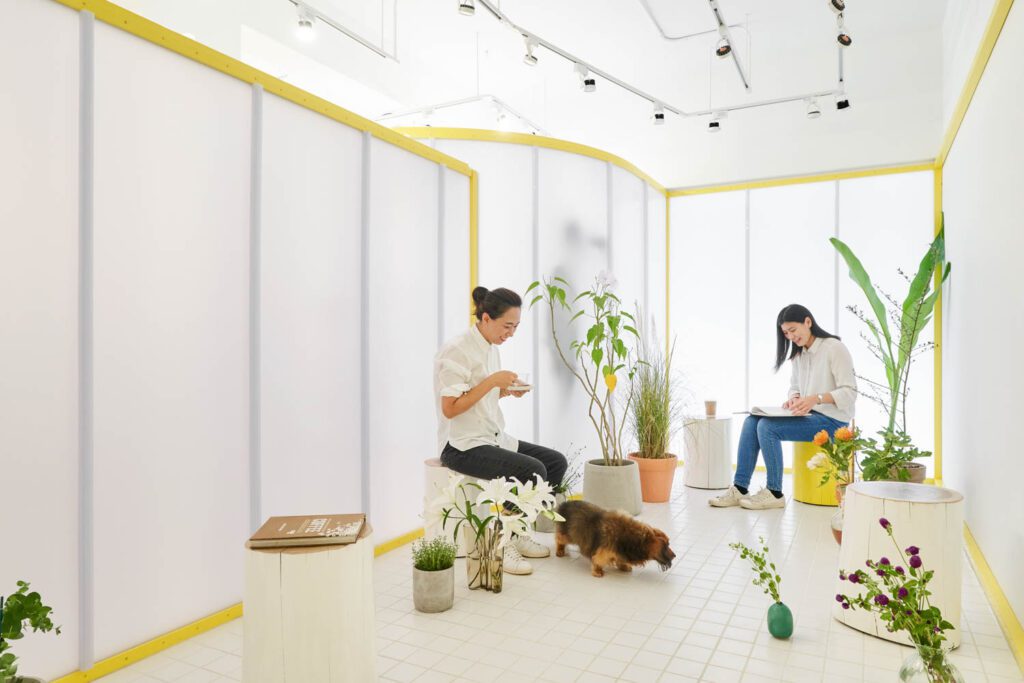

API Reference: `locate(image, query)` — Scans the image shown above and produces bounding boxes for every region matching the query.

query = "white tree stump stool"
[683,417,733,489]
[834,482,964,647]
[243,526,376,682]
[424,458,483,557]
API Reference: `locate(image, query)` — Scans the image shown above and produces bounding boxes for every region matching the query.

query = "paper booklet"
[748,406,804,417]
[248,513,366,549]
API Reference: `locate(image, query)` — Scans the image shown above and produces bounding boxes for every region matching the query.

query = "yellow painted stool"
[792,442,838,506]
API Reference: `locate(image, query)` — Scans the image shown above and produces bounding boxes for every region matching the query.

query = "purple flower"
[934,627,941,633]
[906,545,920,556]
[895,566,905,575]
[848,572,860,584]
[879,557,891,565]
[835,594,844,603]
[909,555,923,569]
[842,602,850,609]
[906,610,913,616]
[877,569,886,576]
[874,594,890,606]
[879,518,891,530]
[898,587,909,599]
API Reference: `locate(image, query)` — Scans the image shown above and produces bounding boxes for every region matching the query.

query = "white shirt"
[787,336,857,423]
[434,325,518,454]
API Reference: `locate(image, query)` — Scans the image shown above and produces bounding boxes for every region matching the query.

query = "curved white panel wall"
[441,168,471,342]
[0,0,81,677]
[260,93,364,520]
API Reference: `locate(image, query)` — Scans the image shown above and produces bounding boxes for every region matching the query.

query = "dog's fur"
[554,500,676,577]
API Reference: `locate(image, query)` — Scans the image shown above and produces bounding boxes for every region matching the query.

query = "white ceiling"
[113,0,948,187]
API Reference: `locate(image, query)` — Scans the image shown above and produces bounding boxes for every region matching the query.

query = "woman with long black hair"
[710,303,857,510]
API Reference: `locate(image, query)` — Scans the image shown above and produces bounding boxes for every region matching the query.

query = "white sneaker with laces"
[514,535,550,558]
[739,487,786,509]
[708,485,747,507]
[503,542,533,575]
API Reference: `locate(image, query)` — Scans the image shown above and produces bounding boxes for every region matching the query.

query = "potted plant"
[535,446,582,533]
[729,537,792,639]
[628,340,682,503]
[411,536,457,613]
[427,473,561,593]
[859,429,932,483]
[527,272,644,514]
[837,518,964,682]
[831,221,950,481]
[1,581,61,683]
[807,426,867,544]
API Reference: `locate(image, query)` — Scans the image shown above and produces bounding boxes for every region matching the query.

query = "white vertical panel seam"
[532,147,540,444]
[360,132,371,514]
[643,185,649,329]
[834,180,841,335]
[437,165,445,348]
[606,162,613,274]
[744,190,751,411]
[78,9,95,671]
[249,84,263,532]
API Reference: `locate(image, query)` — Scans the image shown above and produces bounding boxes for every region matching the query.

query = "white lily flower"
[476,477,516,510]
[515,475,558,522]
[806,453,827,470]
[497,513,529,549]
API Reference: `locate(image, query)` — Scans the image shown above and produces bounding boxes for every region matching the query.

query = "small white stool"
[834,481,964,647]
[683,416,733,489]
[424,458,483,557]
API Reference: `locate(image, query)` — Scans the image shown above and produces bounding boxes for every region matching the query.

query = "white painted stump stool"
[834,481,964,647]
[243,525,376,682]
[683,416,733,489]
[424,458,483,557]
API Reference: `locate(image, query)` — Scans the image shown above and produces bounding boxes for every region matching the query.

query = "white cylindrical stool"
[683,416,732,489]
[424,458,482,557]
[243,526,376,682]
[834,482,964,647]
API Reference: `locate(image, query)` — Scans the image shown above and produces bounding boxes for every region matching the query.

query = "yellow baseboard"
[964,523,1024,677]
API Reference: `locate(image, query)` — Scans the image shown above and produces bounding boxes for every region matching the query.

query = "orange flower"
[813,430,829,446]
[835,427,854,442]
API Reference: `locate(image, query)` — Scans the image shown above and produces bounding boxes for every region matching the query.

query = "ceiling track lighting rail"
[285,0,399,61]
[377,94,549,135]
[708,0,750,91]
[636,0,745,41]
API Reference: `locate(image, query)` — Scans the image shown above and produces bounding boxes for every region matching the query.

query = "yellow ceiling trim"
[937,0,1016,168]
[395,127,668,196]
[668,162,936,197]
[50,0,473,177]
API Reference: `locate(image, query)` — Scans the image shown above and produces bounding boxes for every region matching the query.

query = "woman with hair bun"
[434,286,567,575]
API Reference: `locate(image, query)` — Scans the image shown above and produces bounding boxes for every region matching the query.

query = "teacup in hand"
[510,372,532,394]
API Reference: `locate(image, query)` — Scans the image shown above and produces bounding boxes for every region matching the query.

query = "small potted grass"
[412,536,457,613]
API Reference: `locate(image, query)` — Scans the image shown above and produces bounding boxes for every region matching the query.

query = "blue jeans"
[735,413,847,492]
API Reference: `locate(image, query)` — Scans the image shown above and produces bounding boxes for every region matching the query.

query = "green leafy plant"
[629,339,681,459]
[830,221,950,435]
[807,426,868,487]
[552,445,583,496]
[729,537,783,603]
[527,272,642,466]
[859,429,932,482]
[1,581,61,683]
[411,536,457,572]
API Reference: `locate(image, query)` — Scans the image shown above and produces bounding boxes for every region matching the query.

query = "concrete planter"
[412,565,454,613]
[582,459,643,515]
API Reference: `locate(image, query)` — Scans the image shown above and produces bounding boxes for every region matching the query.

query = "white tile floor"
[99,472,1021,682]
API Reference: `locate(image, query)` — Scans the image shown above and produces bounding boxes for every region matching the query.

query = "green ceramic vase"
[767,601,793,639]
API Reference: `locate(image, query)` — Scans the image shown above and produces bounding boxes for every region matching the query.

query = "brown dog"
[554,500,676,577]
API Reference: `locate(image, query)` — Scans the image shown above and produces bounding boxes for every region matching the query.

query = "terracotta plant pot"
[583,459,643,515]
[627,453,678,503]
[899,462,927,484]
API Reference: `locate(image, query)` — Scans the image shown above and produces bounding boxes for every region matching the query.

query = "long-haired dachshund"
[554,500,676,577]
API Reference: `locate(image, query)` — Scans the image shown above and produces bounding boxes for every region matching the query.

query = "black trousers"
[441,439,567,488]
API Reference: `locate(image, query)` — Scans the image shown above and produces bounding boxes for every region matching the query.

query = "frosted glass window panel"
[260,94,363,520]
[0,1,80,676]
[435,140,535,440]
[668,193,746,460]
[647,187,668,343]
[749,183,837,468]
[610,166,646,326]
[368,139,438,542]
[537,149,608,460]
[441,168,470,342]
[838,172,934,452]
[92,24,251,658]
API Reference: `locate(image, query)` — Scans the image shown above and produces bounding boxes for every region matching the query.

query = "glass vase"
[898,644,965,683]
[463,524,504,593]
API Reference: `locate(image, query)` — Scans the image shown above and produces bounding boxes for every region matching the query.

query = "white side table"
[243,526,377,682]
[683,416,733,490]
[834,482,964,647]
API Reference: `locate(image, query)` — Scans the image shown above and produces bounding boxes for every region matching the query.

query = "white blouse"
[787,336,858,423]
[433,325,518,454]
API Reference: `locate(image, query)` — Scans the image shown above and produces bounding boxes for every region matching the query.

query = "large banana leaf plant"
[830,217,951,433]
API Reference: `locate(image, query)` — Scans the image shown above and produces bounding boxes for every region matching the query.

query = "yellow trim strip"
[51,0,472,178]
[668,162,935,197]
[964,523,1024,677]
[936,0,1016,167]
[374,527,425,557]
[395,127,667,196]
[933,167,943,481]
[469,170,479,323]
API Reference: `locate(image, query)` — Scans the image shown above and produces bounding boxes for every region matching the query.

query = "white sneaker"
[514,535,550,558]
[708,486,747,507]
[503,542,533,575]
[739,488,786,510]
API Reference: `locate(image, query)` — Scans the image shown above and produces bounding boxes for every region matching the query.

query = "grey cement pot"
[582,459,643,515]
[412,566,454,613]
[534,493,567,533]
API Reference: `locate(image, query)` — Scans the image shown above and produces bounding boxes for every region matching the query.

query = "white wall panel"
[368,139,438,542]
[943,0,1024,624]
[537,149,608,460]
[611,167,646,328]
[0,1,80,677]
[260,93,363,520]
[441,168,470,342]
[92,23,251,658]
[838,172,934,452]
[749,184,836,468]
[647,188,668,344]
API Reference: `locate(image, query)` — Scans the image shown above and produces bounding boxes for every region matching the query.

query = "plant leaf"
[831,237,893,353]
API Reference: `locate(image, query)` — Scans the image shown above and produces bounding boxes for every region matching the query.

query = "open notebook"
[748,406,805,417]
